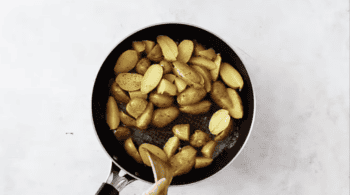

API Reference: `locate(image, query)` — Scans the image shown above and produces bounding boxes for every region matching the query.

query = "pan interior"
[92,23,255,185]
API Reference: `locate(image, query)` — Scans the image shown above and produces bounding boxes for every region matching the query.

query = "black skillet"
[92,23,256,195]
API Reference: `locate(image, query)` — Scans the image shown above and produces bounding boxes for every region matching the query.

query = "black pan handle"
[96,163,135,195]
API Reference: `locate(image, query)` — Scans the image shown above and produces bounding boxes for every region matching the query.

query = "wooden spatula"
[146,150,174,195]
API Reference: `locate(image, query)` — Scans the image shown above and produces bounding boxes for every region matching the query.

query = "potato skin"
[160,60,173,74]
[120,111,136,127]
[170,145,197,176]
[152,106,180,128]
[172,61,201,85]
[214,119,233,142]
[111,82,130,104]
[179,100,211,115]
[126,98,148,119]
[114,50,139,74]
[139,143,168,167]
[106,96,120,130]
[114,126,131,140]
[163,136,180,159]
[177,87,207,106]
[136,102,154,130]
[189,130,211,148]
[135,58,151,75]
[201,140,217,158]
[149,92,174,108]
[172,124,190,141]
[227,88,244,119]
[125,137,142,163]
[115,73,143,92]
[194,157,213,169]
[210,81,233,109]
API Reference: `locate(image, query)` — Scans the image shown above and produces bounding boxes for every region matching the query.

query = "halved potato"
[179,100,211,115]
[149,91,174,108]
[172,124,190,141]
[139,143,168,167]
[163,136,180,159]
[169,145,197,176]
[214,119,233,142]
[136,102,154,130]
[114,126,131,141]
[189,130,211,148]
[106,96,120,130]
[120,111,136,127]
[126,98,148,119]
[194,157,213,169]
[125,137,142,163]
[152,106,180,128]
[129,90,147,100]
[111,82,130,103]
[201,140,217,158]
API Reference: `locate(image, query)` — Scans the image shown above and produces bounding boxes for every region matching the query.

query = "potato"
[135,58,151,75]
[214,119,233,142]
[210,81,233,109]
[157,79,177,96]
[114,50,139,74]
[120,111,136,127]
[174,77,187,93]
[106,96,120,130]
[194,157,213,169]
[139,143,168,167]
[201,140,217,158]
[227,88,244,119]
[129,90,147,100]
[189,130,211,147]
[157,35,178,62]
[210,54,221,81]
[160,60,173,74]
[163,136,180,158]
[149,91,174,108]
[172,124,190,141]
[136,102,154,130]
[209,109,231,135]
[115,73,143,92]
[143,40,155,55]
[193,40,205,56]
[111,82,130,103]
[220,62,244,89]
[126,98,148,119]
[132,41,145,53]
[125,137,142,164]
[188,56,216,70]
[152,106,180,128]
[170,145,197,176]
[114,126,131,140]
[177,40,194,63]
[198,48,216,60]
[172,61,202,85]
[163,74,176,83]
[179,100,211,115]
[177,87,207,106]
[141,64,163,94]
[147,44,163,62]
[192,65,212,92]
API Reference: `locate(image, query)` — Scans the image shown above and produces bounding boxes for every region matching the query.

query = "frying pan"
[92,23,255,195]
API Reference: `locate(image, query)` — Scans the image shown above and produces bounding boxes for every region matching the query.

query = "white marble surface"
[0,0,348,194]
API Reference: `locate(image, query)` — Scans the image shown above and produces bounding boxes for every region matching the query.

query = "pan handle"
[95,163,135,195]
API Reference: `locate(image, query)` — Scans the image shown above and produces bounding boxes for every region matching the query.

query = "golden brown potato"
[149,91,174,108]
[177,40,194,63]
[159,60,173,74]
[211,54,221,81]
[152,106,180,128]
[192,65,212,92]
[126,98,148,119]
[163,136,180,159]
[201,140,217,158]
[163,74,176,83]
[114,126,131,140]
[143,40,155,55]
[136,102,154,130]
[188,56,216,70]
[114,50,139,74]
[111,82,130,104]
[172,61,202,85]
[141,64,163,94]
[147,44,163,62]
[189,130,211,148]
[193,40,205,56]
[132,41,145,53]
[220,62,244,90]
[129,90,147,100]
[210,81,233,109]
[174,77,187,93]
[106,96,120,130]
[227,88,244,119]
[170,145,197,176]
[120,111,136,127]
[115,73,143,92]
[139,143,168,167]
[157,35,178,62]
[177,87,207,106]
[172,124,190,141]
[209,109,231,135]
[214,119,233,142]
[198,48,216,61]
[125,137,142,164]
[194,157,213,169]
[157,79,177,96]
[179,100,211,115]
[135,58,151,75]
